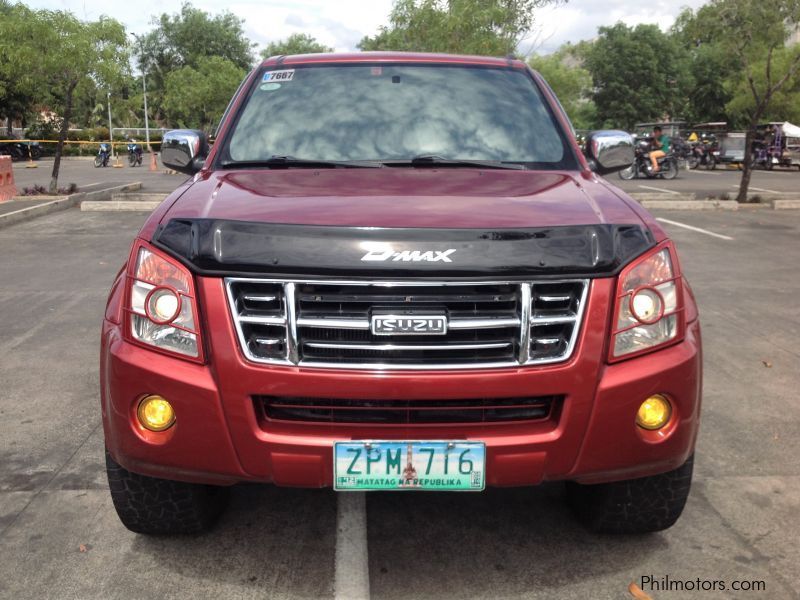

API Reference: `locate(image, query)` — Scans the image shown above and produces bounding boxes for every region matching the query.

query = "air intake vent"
[256,395,562,424]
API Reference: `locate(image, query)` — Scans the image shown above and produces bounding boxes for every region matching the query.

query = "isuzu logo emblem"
[371,315,448,336]
[360,243,456,263]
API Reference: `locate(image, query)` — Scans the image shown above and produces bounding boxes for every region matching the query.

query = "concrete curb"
[0,182,142,229]
[630,193,697,202]
[771,198,800,209]
[109,192,167,203]
[81,200,160,212]
[639,199,739,210]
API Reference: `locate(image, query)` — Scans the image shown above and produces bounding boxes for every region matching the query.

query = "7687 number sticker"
[263,69,295,82]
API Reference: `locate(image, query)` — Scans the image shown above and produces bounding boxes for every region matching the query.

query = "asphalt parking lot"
[0,182,798,598]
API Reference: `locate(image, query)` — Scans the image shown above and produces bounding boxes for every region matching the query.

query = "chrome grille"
[225,278,588,369]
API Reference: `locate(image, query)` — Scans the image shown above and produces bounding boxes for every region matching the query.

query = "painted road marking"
[334,492,370,600]
[690,169,720,175]
[638,185,682,195]
[730,184,781,194]
[656,217,734,241]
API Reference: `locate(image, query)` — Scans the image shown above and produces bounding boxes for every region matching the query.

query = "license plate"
[334,441,485,491]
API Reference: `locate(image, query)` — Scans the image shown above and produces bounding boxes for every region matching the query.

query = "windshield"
[222,63,575,169]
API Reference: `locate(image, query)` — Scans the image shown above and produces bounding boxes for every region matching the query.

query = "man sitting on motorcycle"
[649,126,670,172]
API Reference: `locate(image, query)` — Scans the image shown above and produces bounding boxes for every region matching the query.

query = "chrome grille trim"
[225,278,589,370]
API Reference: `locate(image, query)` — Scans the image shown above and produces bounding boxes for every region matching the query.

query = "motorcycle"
[618,139,679,180]
[0,140,39,161]
[127,142,143,167]
[688,143,717,170]
[94,143,111,168]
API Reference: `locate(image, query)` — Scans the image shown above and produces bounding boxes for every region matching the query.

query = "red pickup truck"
[100,52,701,535]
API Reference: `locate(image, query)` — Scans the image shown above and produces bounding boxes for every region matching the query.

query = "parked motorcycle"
[94,143,111,168]
[0,140,40,161]
[688,143,717,170]
[127,141,143,167]
[618,139,679,180]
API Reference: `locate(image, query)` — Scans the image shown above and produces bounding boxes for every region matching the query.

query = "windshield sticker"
[259,83,281,92]
[263,69,294,83]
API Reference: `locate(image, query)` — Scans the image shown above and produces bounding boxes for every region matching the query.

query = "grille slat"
[257,395,561,424]
[226,278,588,369]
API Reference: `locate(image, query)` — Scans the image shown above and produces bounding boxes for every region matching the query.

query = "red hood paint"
[159,168,644,230]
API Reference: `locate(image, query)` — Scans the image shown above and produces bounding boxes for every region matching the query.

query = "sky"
[27,0,710,56]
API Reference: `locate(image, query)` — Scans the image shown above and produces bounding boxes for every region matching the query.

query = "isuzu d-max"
[100,52,701,535]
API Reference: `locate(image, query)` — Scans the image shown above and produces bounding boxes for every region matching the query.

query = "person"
[649,126,670,172]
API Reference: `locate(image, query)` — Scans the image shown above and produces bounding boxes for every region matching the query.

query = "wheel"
[706,155,717,170]
[105,450,229,534]
[688,156,699,169]
[94,156,103,168]
[661,159,679,180]
[128,153,136,167]
[765,159,773,171]
[566,455,694,534]
[618,164,637,180]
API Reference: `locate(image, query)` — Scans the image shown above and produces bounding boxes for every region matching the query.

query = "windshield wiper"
[383,155,526,170]
[220,156,383,169]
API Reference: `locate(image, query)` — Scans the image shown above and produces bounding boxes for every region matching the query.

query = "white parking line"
[334,492,370,600]
[638,185,682,195]
[689,169,720,175]
[730,184,781,194]
[656,217,734,241]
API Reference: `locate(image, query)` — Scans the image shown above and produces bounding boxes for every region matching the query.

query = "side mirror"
[161,129,209,175]
[584,130,634,175]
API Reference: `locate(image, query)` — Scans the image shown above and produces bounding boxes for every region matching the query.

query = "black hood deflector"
[152,218,655,279]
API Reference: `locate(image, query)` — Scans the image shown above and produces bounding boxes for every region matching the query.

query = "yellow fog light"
[636,394,672,430]
[137,395,176,432]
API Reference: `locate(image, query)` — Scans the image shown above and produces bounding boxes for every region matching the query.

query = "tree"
[135,2,254,122]
[2,8,127,192]
[260,34,333,59]
[583,23,693,130]
[0,2,38,136]
[529,45,596,129]
[163,57,246,131]
[678,0,800,202]
[358,0,564,56]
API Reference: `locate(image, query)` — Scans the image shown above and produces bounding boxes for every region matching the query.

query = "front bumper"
[101,277,702,487]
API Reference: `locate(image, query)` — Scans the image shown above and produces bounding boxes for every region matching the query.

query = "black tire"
[661,159,679,180]
[688,156,699,170]
[105,451,229,534]
[618,164,637,180]
[128,152,136,167]
[706,155,717,170]
[94,155,103,168]
[566,454,694,534]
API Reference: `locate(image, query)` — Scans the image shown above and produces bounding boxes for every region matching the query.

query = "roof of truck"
[260,51,527,69]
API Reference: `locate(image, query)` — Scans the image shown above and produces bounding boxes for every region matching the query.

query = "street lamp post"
[107,91,114,159]
[142,72,151,153]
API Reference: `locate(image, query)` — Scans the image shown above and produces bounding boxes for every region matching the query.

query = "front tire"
[105,451,229,534]
[566,455,694,534]
[94,156,103,168]
[128,153,136,167]
[618,163,637,180]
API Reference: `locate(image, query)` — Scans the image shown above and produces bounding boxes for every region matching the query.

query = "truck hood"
[153,169,654,278]
[164,168,643,228]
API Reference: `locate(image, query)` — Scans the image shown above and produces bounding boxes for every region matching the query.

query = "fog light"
[636,394,671,430]
[137,395,176,431]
